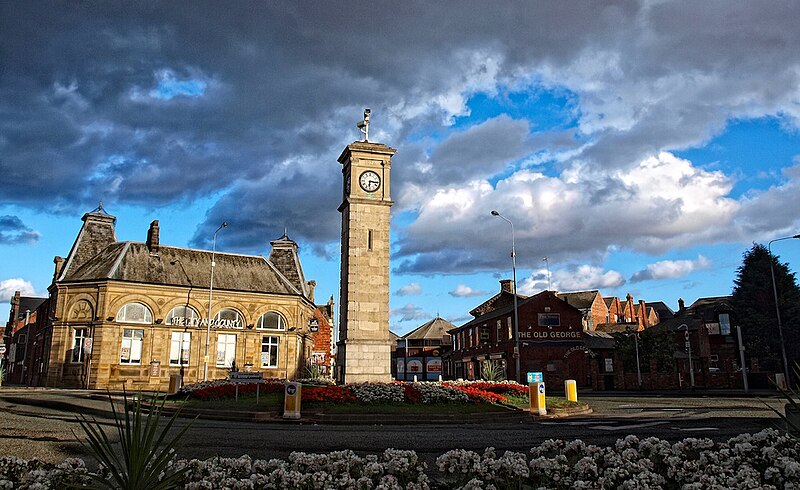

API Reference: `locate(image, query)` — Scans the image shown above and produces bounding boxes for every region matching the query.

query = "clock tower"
[336,110,396,383]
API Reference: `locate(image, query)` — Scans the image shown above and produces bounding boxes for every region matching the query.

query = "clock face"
[359,170,380,193]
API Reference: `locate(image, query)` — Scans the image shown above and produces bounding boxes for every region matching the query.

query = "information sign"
[527,371,544,383]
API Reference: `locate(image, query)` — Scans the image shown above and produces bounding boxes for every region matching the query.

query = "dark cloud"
[3,1,800,264]
[0,216,40,245]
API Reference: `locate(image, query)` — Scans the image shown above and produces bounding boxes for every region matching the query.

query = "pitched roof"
[646,301,675,320]
[583,330,616,349]
[556,290,600,309]
[595,322,639,334]
[12,296,48,321]
[61,242,303,296]
[603,297,617,308]
[403,316,456,340]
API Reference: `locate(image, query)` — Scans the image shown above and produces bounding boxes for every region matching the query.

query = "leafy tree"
[731,243,800,371]
[615,328,676,374]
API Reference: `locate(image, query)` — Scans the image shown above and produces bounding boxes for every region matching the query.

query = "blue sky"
[2,2,800,335]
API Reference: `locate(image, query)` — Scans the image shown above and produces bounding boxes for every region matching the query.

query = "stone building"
[12,204,328,390]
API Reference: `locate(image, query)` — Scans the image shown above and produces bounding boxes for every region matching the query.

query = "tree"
[731,243,800,372]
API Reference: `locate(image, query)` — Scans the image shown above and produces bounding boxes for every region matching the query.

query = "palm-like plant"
[75,390,193,489]
[480,360,505,382]
[773,364,800,438]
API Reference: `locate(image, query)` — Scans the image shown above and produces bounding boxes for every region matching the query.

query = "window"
[214,308,243,329]
[71,328,88,363]
[261,336,279,368]
[169,332,191,366]
[216,334,236,368]
[507,317,512,339]
[116,302,153,324]
[479,325,489,342]
[165,305,200,327]
[538,313,561,327]
[120,329,143,365]
[719,313,731,335]
[257,311,286,330]
[496,320,503,342]
[368,229,374,250]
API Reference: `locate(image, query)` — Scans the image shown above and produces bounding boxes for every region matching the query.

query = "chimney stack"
[146,220,160,254]
[678,298,685,314]
[53,256,64,281]
[500,279,514,294]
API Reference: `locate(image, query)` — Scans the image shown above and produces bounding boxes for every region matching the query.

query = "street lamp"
[768,233,800,387]
[626,326,642,388]
[204,221,228,382]
[490,210,521,383]
[678,323,695,389]
[542,256,551,291]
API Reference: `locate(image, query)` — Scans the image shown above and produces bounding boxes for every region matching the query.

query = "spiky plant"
[772,364,800,438]
[304,363,325,380]
[480,360,505,382]
[75,390,193,489]
[0,364,6,386]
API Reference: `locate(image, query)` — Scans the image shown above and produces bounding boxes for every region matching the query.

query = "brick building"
[392,316,454,381]
[447,286,615,388]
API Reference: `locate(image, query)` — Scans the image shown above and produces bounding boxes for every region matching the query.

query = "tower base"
[336,338,392,384]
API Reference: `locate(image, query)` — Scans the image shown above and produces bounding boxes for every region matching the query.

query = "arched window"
[257,311,286,330]
[116,302,153,324]
[165,305,200,327]
[214,308,244,329]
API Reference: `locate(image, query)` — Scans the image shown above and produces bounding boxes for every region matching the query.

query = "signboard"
[426,358,442,373]
[311,351,326,365]
[527,371,544,383]
[518,330,581,341]
[283,382,302,419]
[308,318,319,332]
[407,358,423,373]
[604,358,614,373]
[229,372,264,384]
[84,337,93,354]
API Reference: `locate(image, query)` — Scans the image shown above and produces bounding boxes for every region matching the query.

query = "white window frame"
[214,308,244,329]
[169,331,191,366]
[216,333,237,368]
[120,329,144,365]
[261,336,280,368]
[116,302,153,324]
[257,311,287,330]
[71,328,88,363]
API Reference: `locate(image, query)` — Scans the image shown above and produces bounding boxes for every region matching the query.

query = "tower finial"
[357,108,371,142]
[283,226,288,239]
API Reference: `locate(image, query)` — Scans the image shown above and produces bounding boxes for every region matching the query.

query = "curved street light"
[678,323,695,389]
[768,233,800,387]
[491,210,521,383]
[204,221,228,382]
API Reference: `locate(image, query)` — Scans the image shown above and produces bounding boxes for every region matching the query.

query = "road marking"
[673,427,718,432]
[589,421,670,431]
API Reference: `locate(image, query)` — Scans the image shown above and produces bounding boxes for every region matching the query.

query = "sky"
[2,1,800,335]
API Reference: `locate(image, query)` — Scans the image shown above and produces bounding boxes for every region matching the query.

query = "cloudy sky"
[2,1,800,333]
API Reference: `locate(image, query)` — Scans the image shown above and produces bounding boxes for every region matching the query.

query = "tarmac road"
[0,388,788,466]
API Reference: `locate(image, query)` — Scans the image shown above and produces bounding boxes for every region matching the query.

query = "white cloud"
[395,283,422,296]
[449,284,489,297]
[390,304,429,323]
[0,278,36,302]
[520,265,624,295]
[631,255,712,282]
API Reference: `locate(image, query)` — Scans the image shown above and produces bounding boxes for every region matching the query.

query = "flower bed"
[179,379,526,406]
[3,430,799,488]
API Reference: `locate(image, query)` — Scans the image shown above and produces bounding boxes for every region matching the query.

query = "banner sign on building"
[407,358,423,374]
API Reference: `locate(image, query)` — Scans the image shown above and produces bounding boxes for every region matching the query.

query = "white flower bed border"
[2,429,799,489]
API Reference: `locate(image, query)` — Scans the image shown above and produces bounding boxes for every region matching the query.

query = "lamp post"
[768,233,800,387]
[678,323,695,388]
[626,326,642,388]
[490,210,521,383]
[204,222,228,382]
[542,256,551,291]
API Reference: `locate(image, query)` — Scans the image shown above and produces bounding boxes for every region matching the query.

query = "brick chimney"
[639,299,647,328]
[146,220,160,254]
[500,279,514,294]
[678,298,685,315]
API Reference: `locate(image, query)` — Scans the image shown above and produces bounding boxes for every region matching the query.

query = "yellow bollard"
[564,379,578,402]
[529,381,547,415]
[283,381,302,419]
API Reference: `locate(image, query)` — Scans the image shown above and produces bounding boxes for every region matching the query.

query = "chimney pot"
[146,220,160,254]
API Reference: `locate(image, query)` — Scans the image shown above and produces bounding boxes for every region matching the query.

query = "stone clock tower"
[336,110,396,383]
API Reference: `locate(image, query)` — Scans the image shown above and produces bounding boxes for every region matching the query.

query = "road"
[0,388,787,465]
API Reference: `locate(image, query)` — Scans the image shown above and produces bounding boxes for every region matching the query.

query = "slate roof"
[403,316,456,340]
[646,301,675,320]
[595,322,640,334]
[583,330,616,349]
[556,290,600,310]
[12,296,48,321]
[62,242,302,296]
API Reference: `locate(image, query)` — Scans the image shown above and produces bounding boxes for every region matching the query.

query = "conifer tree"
[731,243,800,372]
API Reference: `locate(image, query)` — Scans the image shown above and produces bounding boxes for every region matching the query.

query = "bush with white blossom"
[3,429,799,488]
